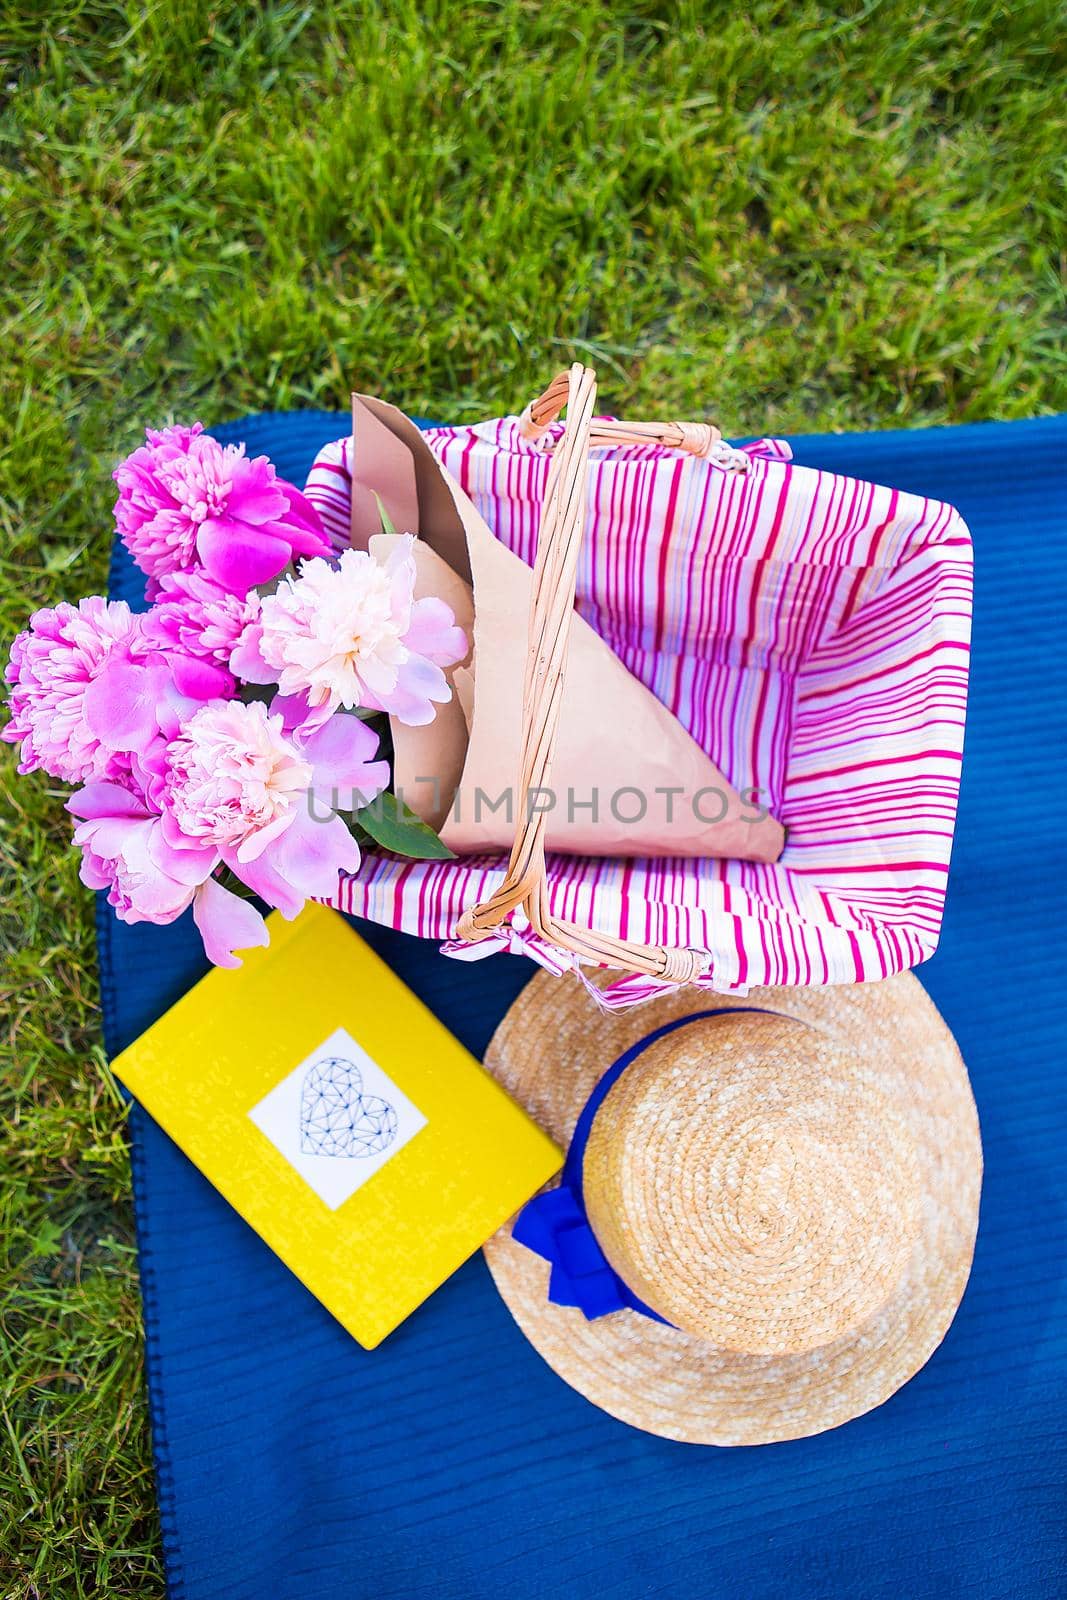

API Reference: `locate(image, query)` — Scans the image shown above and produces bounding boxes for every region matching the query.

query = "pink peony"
[142,569,265,673]
[249,537,467,725]
[163,699,315,860]
[2,593,235,787]
[3,596,140,783]
[113,424,332,593]
[83,648,234,762]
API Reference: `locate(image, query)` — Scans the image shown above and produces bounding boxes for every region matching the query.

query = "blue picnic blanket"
[98,410,1067,1598]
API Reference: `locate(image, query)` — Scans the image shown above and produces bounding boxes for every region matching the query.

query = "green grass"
[0,0,1063,1590]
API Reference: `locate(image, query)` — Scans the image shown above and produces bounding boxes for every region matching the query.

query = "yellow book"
[112,903,561,1348]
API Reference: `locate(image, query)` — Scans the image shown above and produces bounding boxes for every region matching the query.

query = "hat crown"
[583,1013,922,1356]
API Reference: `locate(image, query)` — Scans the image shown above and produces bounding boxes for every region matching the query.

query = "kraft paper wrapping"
[349,395,784,864]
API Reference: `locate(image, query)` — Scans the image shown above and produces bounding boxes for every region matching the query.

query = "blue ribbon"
[512,1008,782,1323]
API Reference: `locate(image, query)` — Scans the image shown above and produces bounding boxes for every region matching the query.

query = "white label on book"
[248,1026,427,1210]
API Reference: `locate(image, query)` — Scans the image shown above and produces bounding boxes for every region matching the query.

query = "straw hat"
[483,971,981,1446]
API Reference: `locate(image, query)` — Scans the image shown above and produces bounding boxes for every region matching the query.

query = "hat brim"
[482,972,981,1446]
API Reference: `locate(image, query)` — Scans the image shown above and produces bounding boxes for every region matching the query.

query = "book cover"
[112,903,561,1347]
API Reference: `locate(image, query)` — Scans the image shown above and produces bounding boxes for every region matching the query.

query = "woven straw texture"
[483,970,980,1445]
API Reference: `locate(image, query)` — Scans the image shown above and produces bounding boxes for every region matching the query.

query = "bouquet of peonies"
[2,424,467,966]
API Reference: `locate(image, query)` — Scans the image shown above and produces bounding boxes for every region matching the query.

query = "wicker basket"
[306,364,972,1007]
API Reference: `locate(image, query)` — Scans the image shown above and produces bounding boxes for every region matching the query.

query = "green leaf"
[355,791,455,859]
[30,1218,64,1259]
[373,491,397,536]
[239,681,276,706]
[214,866,259,901]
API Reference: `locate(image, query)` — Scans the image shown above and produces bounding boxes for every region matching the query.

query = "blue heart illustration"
[300,1056,398,1159]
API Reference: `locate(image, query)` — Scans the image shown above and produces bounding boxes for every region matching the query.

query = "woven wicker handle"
[517,367,752,469]
[454,365,748,984]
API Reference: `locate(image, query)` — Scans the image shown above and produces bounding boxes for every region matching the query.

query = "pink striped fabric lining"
[304,417,971,1006]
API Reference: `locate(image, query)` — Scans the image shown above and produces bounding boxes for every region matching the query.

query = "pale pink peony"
[69,780,268,967]
[65,701,388,965]
[160,698,388,918]
[191,878,272,968]
[163,699,315,860]
[113,424,332,593]
[70,780,217,923]
[250,537,467,724]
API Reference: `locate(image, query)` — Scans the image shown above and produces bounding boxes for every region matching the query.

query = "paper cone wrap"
[350,396,784,865]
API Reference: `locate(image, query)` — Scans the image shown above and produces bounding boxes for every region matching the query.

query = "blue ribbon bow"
[512,1182,666,1321]
[511,1008,782,1323]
